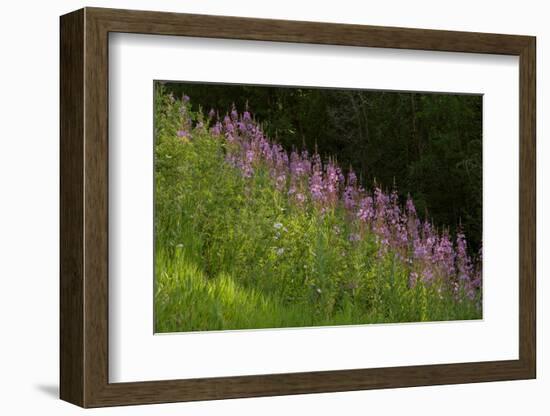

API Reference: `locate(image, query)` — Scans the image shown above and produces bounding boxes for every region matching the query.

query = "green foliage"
[154,87,481,332]
[162,83,482,250]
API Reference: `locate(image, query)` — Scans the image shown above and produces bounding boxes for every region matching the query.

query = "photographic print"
[60,9,535,406]
[154,82,483,333]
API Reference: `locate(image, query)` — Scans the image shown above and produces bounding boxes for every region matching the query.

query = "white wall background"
[0,0,546,414]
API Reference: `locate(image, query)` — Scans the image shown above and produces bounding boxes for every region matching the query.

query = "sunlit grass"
[153,88,481,333]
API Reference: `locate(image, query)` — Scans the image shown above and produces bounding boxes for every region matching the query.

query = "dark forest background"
[159,82,482,251]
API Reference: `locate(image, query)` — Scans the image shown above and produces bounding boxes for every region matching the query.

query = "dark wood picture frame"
[60,7,536,408]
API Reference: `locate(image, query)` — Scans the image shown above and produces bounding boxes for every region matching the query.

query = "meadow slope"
[154,89,482,332]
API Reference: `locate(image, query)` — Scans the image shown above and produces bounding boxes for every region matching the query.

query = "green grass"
[153,89,481,333]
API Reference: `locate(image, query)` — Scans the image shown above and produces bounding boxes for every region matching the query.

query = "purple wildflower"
[230,106,238,121]
[357,196,374,223]
[174,94,482,303]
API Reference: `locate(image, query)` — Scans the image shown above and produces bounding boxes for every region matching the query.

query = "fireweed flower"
[395,220,409,250]
[388,190,401,226]
[456,231,474,291]
[230,106,238,121]
[323,162,343,207]
[405,196,420,241]
[374,187,389,219]
[211,122,222,136]
[343,170,358,211]
[406,195,416,216]
[309,170,324,201]
[290,151,309,177]
[422,268,434,283]
[343,186,356,210]
[177,95,481,300]
[357,196,374,223]
[223,115,231,124]
[309,154,325,203]
[434,232,455,278]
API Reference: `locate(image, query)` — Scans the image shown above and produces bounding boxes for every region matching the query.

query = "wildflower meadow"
[154,85,482,333]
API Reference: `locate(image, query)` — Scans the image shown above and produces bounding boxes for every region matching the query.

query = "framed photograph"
[60,7,536,407]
